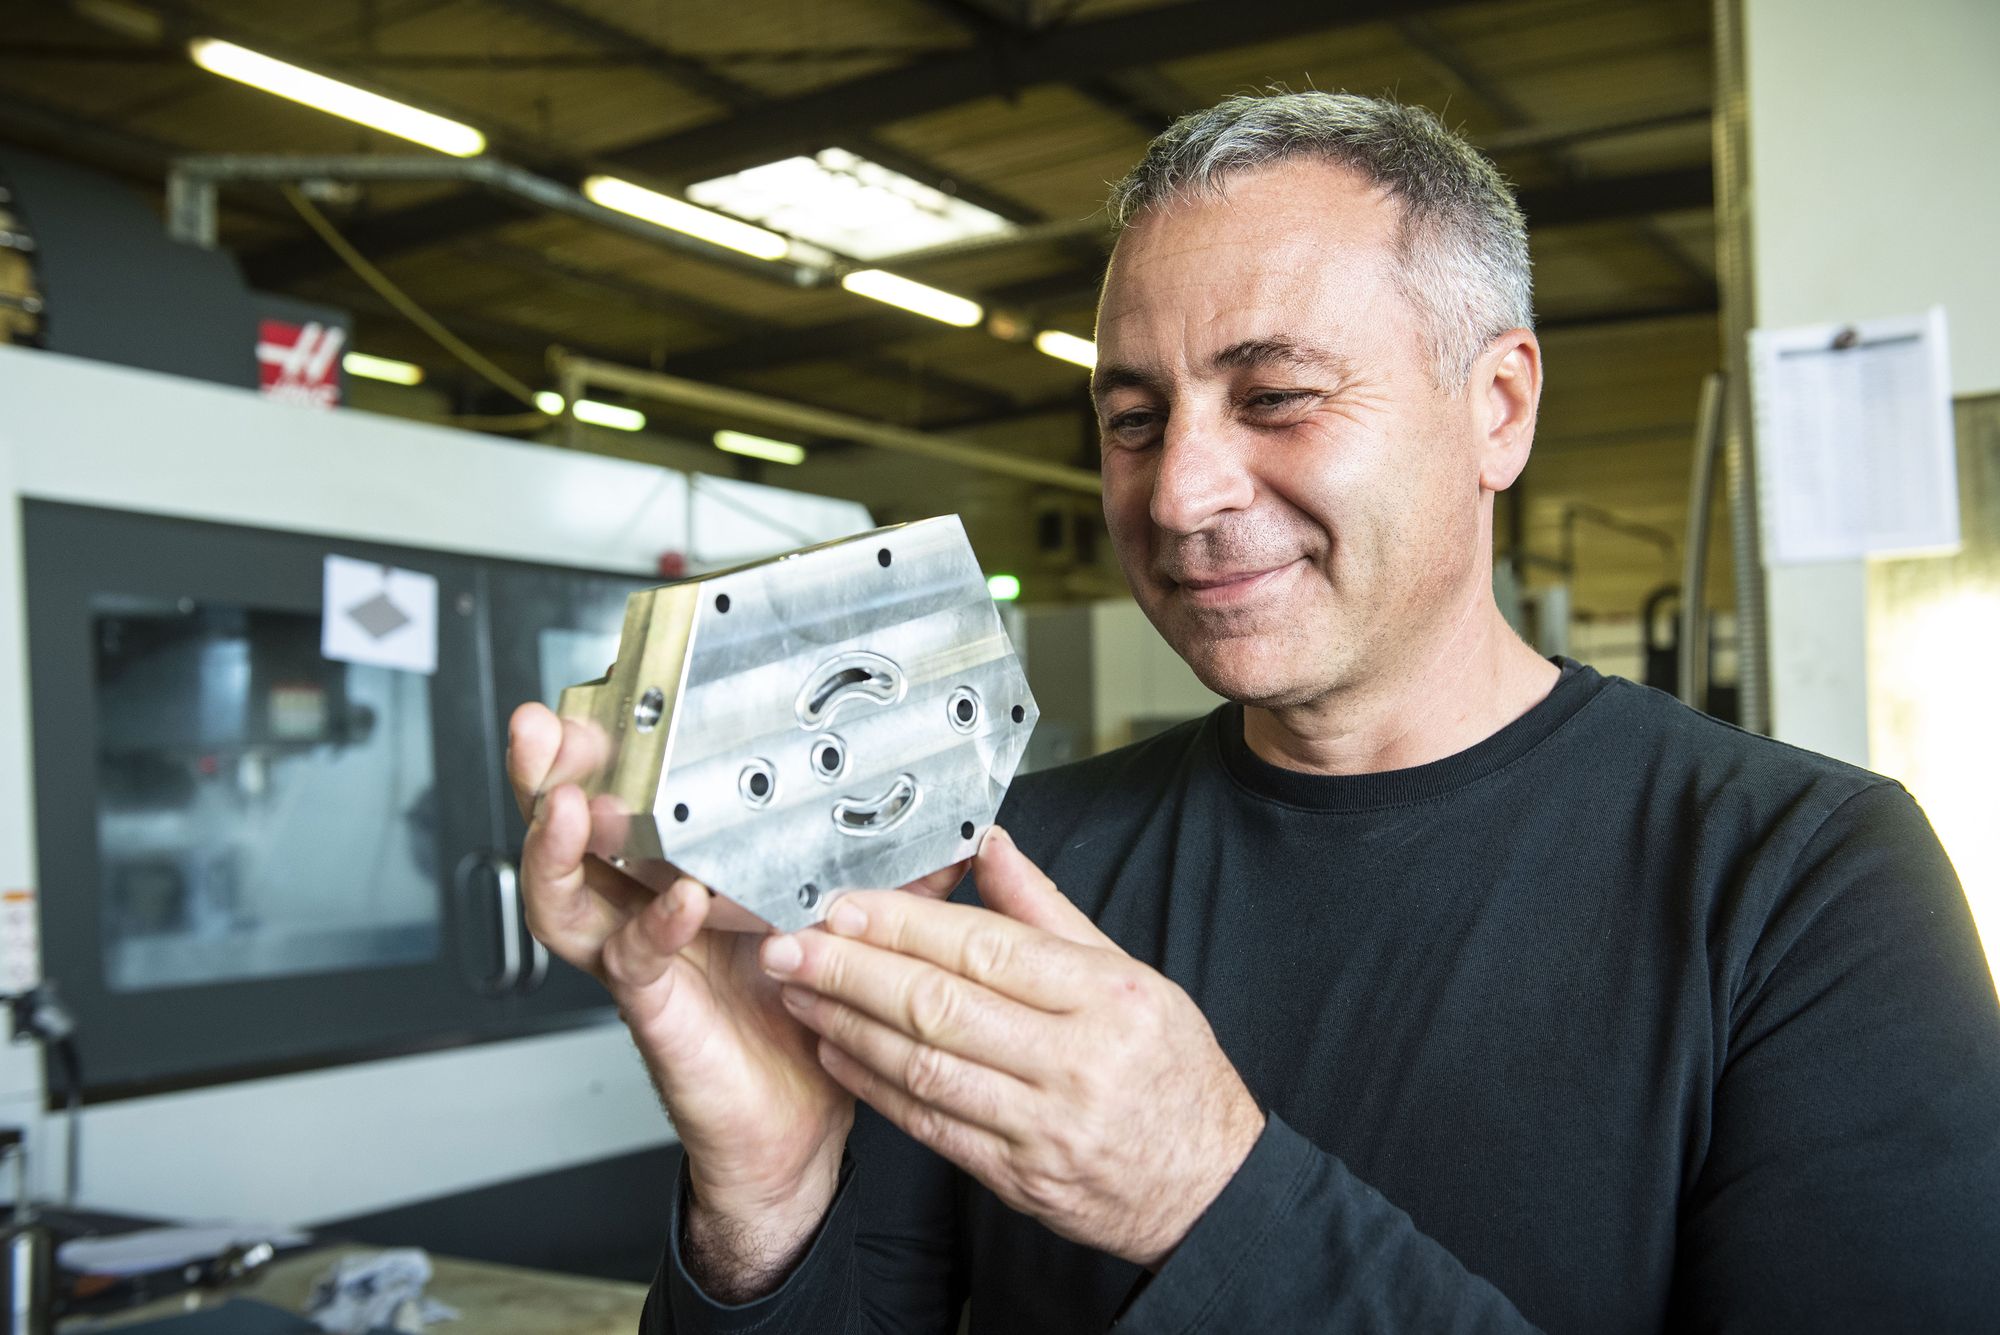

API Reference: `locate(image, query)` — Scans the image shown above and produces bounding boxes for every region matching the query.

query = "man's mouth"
[1171,561,1297,607]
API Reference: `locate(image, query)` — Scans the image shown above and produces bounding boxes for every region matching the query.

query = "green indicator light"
[987,573,1021,601]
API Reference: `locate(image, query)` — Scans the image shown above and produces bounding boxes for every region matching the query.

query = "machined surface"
[557,516,1037,931]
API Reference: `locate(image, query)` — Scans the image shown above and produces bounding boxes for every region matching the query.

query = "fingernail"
[979,825,1010,855]
[779,984,811,1011]
[762,935,802,975]
[826,901,867,936]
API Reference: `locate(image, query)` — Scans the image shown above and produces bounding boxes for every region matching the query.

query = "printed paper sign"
[1750,305,1958,565]
[321,554,438,675]
[0,888,39,993]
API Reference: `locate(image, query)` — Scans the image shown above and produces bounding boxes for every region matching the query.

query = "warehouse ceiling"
[0,0,1719,619]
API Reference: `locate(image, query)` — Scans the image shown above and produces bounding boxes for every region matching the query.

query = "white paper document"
[321,554,439,675]
[1750,306,1958,565]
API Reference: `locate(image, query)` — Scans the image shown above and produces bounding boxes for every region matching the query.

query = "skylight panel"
[686,149,1016,261]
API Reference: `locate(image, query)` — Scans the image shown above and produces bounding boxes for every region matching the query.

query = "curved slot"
[796,651,905,728]
[832,774,920,837]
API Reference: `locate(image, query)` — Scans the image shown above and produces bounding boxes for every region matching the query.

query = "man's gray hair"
[1107,91,1533,387]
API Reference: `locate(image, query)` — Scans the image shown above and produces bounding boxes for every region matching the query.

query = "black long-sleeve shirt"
[646,663,2000,1331]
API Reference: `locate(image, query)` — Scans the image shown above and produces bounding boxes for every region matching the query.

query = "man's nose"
[1149,418,1255,535]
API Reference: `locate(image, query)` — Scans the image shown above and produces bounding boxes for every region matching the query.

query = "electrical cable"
[280,185,544,412]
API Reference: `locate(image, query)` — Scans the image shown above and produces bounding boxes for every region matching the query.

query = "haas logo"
[257,319,344,409]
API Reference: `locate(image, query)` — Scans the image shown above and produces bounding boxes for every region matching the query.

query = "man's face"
[1094,159,1495,709]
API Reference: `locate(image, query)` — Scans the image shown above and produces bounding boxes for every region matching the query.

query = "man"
[508,93,2000,1331]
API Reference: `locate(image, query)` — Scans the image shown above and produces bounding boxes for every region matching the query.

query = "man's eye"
[1245,390,1311,412]
[1105,411,1159,437]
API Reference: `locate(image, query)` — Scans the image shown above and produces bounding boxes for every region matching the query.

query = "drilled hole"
[955,698,975,723]
[749,772,770,797]
[673,803,689,822]
[799,883,820,909]
[1011,704,1025,723]
[809,733,847,781]
[634,686,665,732]
[877,548,892,568]
[715,593,731,613]
[960,821,975,840]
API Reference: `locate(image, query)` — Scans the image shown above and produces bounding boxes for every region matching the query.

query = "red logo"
[256,319,345,409]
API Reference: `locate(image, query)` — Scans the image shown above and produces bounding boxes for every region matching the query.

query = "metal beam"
[607,0,1474,181]
[1391,16,1713,289]
[555,352,1103,494]
[485,0,1047,226]
[458,243,1020,414]
[1516,167,1714,228]
[642,167,1717,382]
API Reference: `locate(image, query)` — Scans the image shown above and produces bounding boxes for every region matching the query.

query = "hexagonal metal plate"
[556,515,1038,931]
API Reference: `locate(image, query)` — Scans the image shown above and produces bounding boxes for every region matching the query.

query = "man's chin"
[1176,637,1334,710]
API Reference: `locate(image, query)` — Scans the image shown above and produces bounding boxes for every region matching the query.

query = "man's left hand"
[758,825,1265,1270]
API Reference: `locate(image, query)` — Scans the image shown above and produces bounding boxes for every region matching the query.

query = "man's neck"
[1241,593,1560,777]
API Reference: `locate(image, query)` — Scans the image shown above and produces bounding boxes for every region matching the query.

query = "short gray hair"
[1107,91,1533,387]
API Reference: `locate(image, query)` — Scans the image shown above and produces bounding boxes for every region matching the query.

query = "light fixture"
[534,391,646,432]
[187,38,486,157]
[987,573,1022,602]
[582,176,792,262]
[1034,330,1096,369]
[840,270,982,328]
[686,148,1016,261]
[714,429,806,466]
[342,352,424,386]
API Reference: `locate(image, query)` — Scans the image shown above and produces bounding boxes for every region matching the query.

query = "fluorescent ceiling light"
[342,351,424,386]
[582,176,792,262]
[688,148,1015,261]
[987,573,1022,602]
[187,38,486,157]
[714,429,806,466]
[1034,330,1096,369]
[840,270,982,328]
[535,391,646,432]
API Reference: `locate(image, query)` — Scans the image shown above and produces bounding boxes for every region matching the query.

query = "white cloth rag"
[304,1248,459,1333]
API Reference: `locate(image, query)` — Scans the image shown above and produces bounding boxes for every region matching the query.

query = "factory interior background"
[0,0,1994,1327]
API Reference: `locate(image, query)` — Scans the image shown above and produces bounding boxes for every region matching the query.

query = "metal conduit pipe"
[552,351,1104,496]
[164,153,824,287]
[1711,0,1771,733]
[1679,371,1727,709]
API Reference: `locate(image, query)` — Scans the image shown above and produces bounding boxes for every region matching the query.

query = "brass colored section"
[556,582,701,843]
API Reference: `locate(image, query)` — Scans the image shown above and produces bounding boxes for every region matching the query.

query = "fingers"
[779,985,1032,1138]
[899,857,973,901]
[815,885,1101,1013]
[814,1038,1010,1183]
[506,702,561,822]
[601,876,712,1000]
[974,827,1113,949]
[761,922,1064,1075]
[506,704,613,824]
[521,783,650,963]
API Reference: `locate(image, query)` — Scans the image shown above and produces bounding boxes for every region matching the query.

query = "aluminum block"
[556,515,1038,932]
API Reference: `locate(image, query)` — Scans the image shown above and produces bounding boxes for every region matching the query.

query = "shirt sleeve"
[1670,781,2000,1330]
[640,1104,967,1334]
[1112,1113,1540,1333]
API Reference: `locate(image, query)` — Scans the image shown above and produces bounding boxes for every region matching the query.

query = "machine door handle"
[521,928,550,993]
[490,855,523,994]
[454,852,521,996]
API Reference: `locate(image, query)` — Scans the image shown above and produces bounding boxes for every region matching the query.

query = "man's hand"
[506,702,963,1301]
[759,826,1265,1270]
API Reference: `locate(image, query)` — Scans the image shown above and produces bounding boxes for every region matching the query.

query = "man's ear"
[1471,328,1541,494]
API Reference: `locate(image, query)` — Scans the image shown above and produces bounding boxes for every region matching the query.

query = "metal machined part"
[556,515,1038,932]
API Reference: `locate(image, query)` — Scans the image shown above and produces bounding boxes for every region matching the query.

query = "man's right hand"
[505,701,963,1302]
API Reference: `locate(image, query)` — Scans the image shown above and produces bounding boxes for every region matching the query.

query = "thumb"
[974,826,1114,949]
